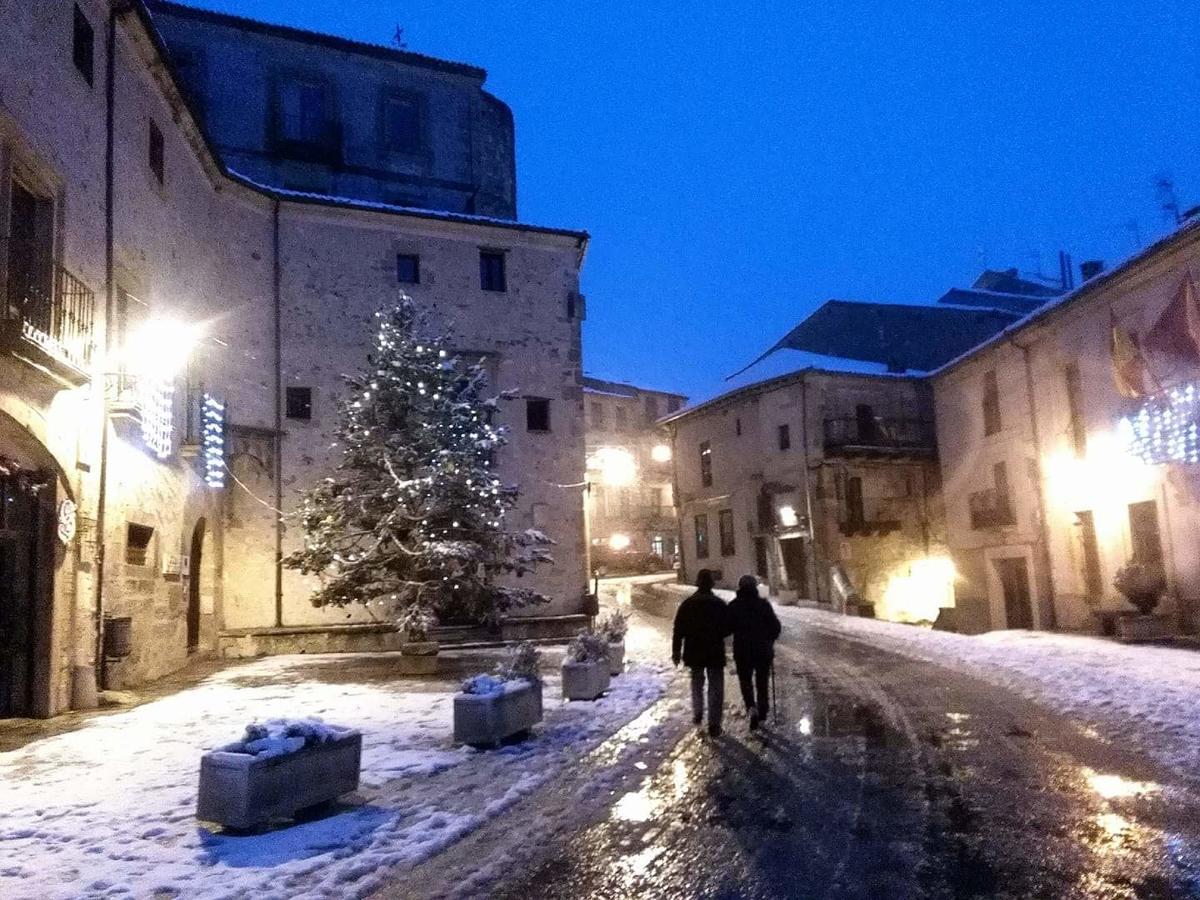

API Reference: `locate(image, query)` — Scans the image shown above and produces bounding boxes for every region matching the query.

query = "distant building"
[149,1,517,218]
[583,378,686,572]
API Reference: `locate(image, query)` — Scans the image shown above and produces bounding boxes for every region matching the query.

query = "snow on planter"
[453,642,544,747]
[598,611,628,676]
[196,718,362,831]
[561,632,611,700]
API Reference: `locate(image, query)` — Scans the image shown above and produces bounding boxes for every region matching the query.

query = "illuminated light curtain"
[138,375,175,459]
[202,393,226,488]
[1121,381,1200,465]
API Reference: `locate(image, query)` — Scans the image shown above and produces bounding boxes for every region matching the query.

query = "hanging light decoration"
[138,375,175,459]
[1120,381,1200,465]
[202,393,226,488]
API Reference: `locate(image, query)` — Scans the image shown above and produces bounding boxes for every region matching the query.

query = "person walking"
[672,569,732,737]
[728,574,781,731]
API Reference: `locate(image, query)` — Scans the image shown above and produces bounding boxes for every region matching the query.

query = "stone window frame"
[267,69,341,162]
[718,508,735,557]
[285,386,313,421]
[1,144,67,310]
[479,249,508,293]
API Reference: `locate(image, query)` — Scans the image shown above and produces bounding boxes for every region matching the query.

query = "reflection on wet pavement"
[492,618,1200,900]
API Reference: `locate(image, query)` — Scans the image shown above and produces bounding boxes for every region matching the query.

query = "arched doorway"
[0,464,55,717]
[187,518,206,653]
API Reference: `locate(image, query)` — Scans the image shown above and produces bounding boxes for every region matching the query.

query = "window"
[1065,362,1087,457]
[73,4,94,86]
[382,94,422,152]
[1128,500,1163,565]
[982,370,1001,436]
[526,397,550,432]
[125,523,154,566]
[396,254,420,285]
[480,250,507,292]
[278,78,328,144]
[718,509,736,557]
[778,424,791,451]
[644,396,658,424]
[148,120,165,183]
[993,461,1011,512]
[614,407,628,432]
[856,404,878,441]
[286,387,312,420]
[699,441,712,488]
[590,401,605,428]
[7,181,55,314]
[1075,511,1103,597]
[695,514,710,560]
[667,397,682,414]
[844,476,865,528]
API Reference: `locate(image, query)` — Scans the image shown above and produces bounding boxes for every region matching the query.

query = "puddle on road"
[1083,768,1161,801]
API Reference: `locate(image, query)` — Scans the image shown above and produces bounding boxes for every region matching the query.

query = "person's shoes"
[759,707,770,725]
[748,709,759,732]
[708,724,722,738]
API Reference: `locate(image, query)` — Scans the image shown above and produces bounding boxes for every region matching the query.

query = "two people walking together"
[671,569,781,737]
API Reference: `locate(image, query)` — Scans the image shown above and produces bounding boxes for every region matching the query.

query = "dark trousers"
[689,665,724,729]
[736,655,771,717]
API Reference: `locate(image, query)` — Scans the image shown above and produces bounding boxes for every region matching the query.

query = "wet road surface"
[491,613,1200,899]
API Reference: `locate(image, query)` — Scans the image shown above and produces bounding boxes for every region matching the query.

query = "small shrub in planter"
[453,642,544,747]
[597,611,629,676]
[197,718,362,831]
[562,631,611,700]
[396,607,440,674]
[1113,562,1166,616]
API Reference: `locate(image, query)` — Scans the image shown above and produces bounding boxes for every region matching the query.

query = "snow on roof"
[225,170,589,241]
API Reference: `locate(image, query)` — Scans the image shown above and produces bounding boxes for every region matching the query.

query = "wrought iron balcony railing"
[824,416,936,455]
[2,243,95,383]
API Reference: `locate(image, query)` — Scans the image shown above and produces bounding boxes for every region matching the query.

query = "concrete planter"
[607,641,626,676]
[1117,614,1171,643]
[562,659,610,700]
[396,640,440,676]
[453,680,543,747]
[197,731,362,830]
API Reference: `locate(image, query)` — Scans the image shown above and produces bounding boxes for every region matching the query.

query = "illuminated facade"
[933,219,1200,635]
[583,378,686,571]
[0,1,588,718]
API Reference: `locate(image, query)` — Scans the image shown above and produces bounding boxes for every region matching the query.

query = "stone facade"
[0,1,586,717]
[582,377,685,569]
[665,370,950,624]
[934,222,1200,635]
[149,1,517,219]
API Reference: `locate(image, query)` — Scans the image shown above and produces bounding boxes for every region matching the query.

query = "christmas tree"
[284,295,553,638]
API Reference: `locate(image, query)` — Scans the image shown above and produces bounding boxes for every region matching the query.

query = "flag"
[1110,313,1151,398]
[1144,274,1200,363]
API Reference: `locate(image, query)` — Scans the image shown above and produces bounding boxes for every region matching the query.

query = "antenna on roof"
[1124,219,1143,249]
[1156,174,1181,227]
[392,24,408,49]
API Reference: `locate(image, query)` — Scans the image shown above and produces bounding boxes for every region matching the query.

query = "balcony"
[2,250,95,385]
[824,416,936,457]
[969,488,1015,530]
[838,515,902,537]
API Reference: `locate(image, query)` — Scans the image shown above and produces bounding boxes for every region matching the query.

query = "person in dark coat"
[672,569,732,736]
[728,574,782,730]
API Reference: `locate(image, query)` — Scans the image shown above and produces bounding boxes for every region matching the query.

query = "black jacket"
[672,590,732,669]
[728,587,782,663]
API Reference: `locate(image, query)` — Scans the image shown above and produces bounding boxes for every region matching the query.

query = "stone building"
[582,377,685,570]
[663,351,948,623]
[0,0,587,719]
[932,221,1200,635]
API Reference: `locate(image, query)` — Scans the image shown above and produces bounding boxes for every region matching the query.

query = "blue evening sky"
[177,1,1200,402]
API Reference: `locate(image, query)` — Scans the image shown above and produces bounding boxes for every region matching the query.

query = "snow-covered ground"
[0,646,669,900]
[777,605,1200,784]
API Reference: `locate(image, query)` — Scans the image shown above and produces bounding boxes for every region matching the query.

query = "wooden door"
[779,537,808,595]
[995,557,1034,630]
[0,471,48,718]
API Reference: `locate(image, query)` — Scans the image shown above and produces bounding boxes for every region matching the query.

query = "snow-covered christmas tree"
[284,295,553,637]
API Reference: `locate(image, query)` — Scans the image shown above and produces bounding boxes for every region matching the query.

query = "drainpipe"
[94,3,135,690]
[798,374,824,604]
[669,424,685,583]
[1009,335,1060,630]
[272,199,283,628]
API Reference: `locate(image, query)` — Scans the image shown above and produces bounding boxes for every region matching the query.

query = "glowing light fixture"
[125,316,204,381]
[588,447,637,486]
[778,505,799,528]
[651,444,672,463]
[608,533,631,551]
[879,555,957,623]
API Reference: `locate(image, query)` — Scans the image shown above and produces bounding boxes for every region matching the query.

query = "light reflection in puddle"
[1095,811,1132,840]
[622,844,665,878]
[588,704,671,766]
[671,758,689,800]
[1083,768,1160,801]
[945,712,972,724]
[613,789,658,823]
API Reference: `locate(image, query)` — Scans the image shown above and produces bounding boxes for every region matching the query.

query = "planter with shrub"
[562,631,611,700]
[1113,562,1171,642]
[453,642,543,747]
[597,610,628,676]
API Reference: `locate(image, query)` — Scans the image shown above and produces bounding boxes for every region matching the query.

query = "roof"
[145,1,487,80]
[762,300,1020,373]
[582,376,687,402]
[971,268,1063,298]
[228,172,589,242]
[661,348,924,425]
[936,287,1048,316]
[931,214,1200,378]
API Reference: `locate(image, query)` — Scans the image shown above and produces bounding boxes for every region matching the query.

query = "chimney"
[1080,260,1105,282]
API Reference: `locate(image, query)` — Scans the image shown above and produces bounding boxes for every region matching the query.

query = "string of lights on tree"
[1120,380,1200,465]
[284,294,553,637]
